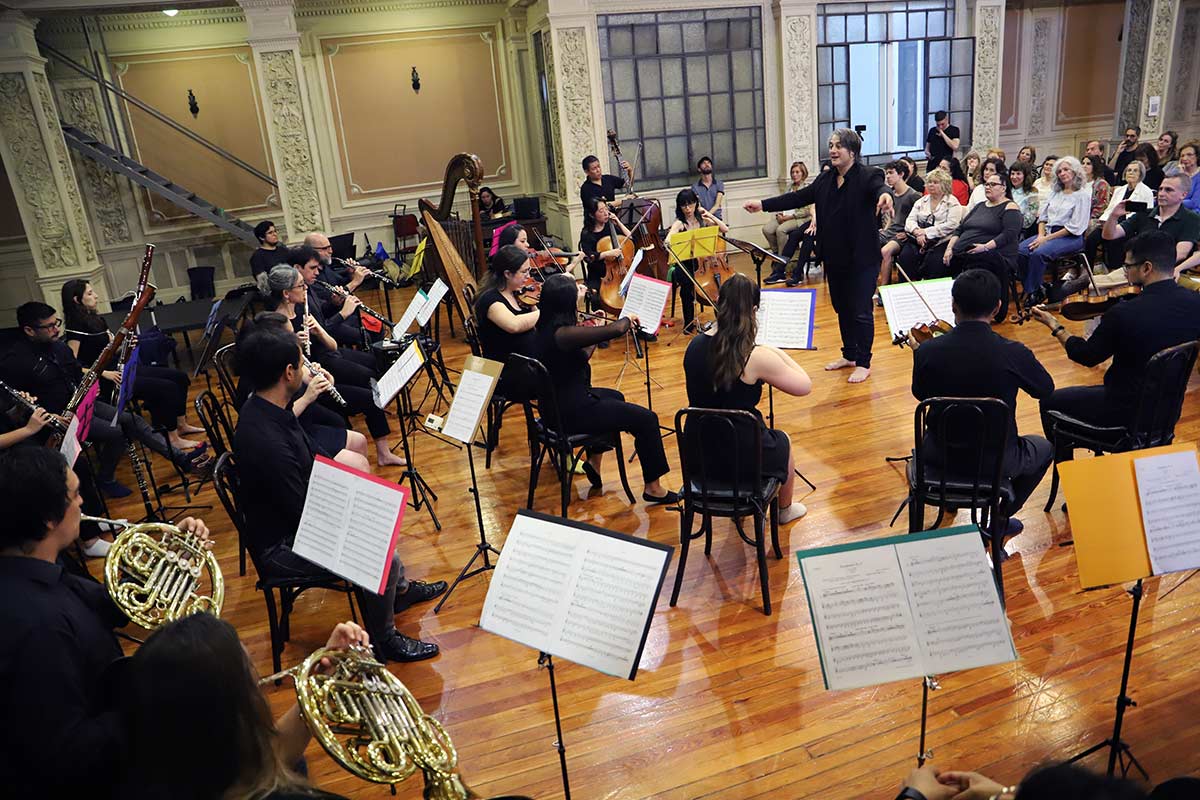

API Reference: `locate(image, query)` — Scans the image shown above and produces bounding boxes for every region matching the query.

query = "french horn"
[85,516,224,629]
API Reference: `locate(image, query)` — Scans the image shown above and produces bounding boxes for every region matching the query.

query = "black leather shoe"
[764,270,787,285]
[643,490,681,505]
[374,633,439,663]
[581,460,603,489]
[394,579,448,613]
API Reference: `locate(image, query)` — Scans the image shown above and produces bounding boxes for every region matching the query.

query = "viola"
[515,277,541,307]
[892,319,953,349]
[1059,283,1142,321]
[529,247,578,274]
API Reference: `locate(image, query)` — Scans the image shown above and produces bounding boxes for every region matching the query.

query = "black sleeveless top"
[683,333,764,419]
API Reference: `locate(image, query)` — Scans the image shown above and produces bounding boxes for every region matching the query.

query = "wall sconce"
[187,89,199,118]
[411,67,421,94]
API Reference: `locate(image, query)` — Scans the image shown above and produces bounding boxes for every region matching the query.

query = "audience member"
[1085,138,1120,184]
[1008,161,1041,238]
[1175,140,1199,212]
[692,156,725,220]
[1017,156,1089,300]
[1101,172,1199,267]
[934,156,971,205]
[878,160,921,293]
[1088,160,1155,269]
[1081,154,1112,228]
[1109,125,1141,181]
[1133,142,1164,190]
[936,175,1022,318]
[1155,130,1179,172]
[964,156,1006,213]
[924,110,960,172]
[897,167,963,279]
[961,150,983,191]
[902,156,925,194]
[1033,155,1058,201]
[761,161,811,256]
[1015,145,1036,166]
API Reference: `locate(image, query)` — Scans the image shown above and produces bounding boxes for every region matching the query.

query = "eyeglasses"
[316,245,333,251]
[1122,261,1142,270]
[984,181,1005,188]
[32,319,62,330]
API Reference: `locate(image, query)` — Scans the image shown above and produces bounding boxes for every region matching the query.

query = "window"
[533,30,557,193]
[598,9,767,189]
[816,1,973,164]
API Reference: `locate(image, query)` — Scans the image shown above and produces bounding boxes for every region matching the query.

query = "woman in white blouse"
[1017,155,1090,299]
[1033,155,1058,201]
[896,168,963,279]
[1085,160,1155,269]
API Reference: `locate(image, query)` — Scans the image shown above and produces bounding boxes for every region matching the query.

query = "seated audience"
[1177,140,1199,212]
[964,156,1006,214]
[761,161,811,259]
[902,156,925,194]
[961,150,982,191]
[1155,129,1179,172]
[1134,141,1164,190]
[1087,159,1155,269]
[1015,144,1036,166]
[1085,138,1120,185]
[1097,172,1199,283]
[1081,154,1112,227]
[1017,156,1089,300]
[1033,155,1058,201]
[896,168,963,279]
[934,175,1023,319]
[934,156,971,205]
[878,159,921,293]
[1110,125,1141,182]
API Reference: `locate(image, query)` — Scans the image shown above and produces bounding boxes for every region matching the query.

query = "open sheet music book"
[879,278,954,338]
[620,273,671,335]
[479,510,673,680]
[292,456,410,594]
[393,289,428,340]
[755,288,816,350]
[440,356,502,444]
[416,279,449,326]
[372,339,424,408]
[797,526,1017,691]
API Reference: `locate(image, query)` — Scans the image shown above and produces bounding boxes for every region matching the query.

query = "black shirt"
[232,393,317,555]
[0,337,84,414]
[250,246,290,277]
[762,162,888,269]
[579,174,626,207]
[908,173,925,194]
[306,282,360,347]
[578,221,620,286]
[1119,207,1200,249]
[1063,280,1200,415]
[912,320,1054,468]
[0,556,127,797]
[952,203,1023,257]
[474,288,536,366]
[62,321,110,368]
[925,124,960,164]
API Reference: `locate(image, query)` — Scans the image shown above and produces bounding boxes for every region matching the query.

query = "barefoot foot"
[169,436,204,451]
[847,366,871,383]
[377,451,409,468]
[177,424,206,436]
[825,358,856,371]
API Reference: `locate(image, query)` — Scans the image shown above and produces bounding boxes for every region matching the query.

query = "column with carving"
[0,11,104,305]
[548,23,599,222]
[971,0,1004,154]
[1114,0,1154,136]
[777,0,820,172]
[1138,0,1180,139]
[239,0,327,237]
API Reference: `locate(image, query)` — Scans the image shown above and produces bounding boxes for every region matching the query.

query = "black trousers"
[927,250,1015,321]
[827,259,878,368]
[133,365,191,432]
[1039,385,1124,440]
[260,544,407,642]
[1005,435,1054,517]
[564,387,669,484]
[781,228,817,274]
[674,260,697,328]
[1084,227,1124,270]
[86,400,173,481]
[318,350,391,438]
[895,239,951,280]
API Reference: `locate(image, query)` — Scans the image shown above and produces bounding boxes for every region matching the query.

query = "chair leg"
[613,437,636,505]
[527,444,546,510]
[560,452,572,518]
[1043,460,1061,513]
[755,512,772,615]
[990,519,1007,607]
[907,491,923,533]
[263,588,283,676]
[280,589,294,642]
[670,507,694,607]
[239,542,246,578]
[770,497,782,559]
[484,405,496,470]
[703,514,713,556]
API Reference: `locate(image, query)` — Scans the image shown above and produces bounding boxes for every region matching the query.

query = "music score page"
[879,278,954,338]
[755,288,815,349]
[1134,450,1200,575]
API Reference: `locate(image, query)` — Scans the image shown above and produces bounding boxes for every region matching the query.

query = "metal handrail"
[39,38,278,189]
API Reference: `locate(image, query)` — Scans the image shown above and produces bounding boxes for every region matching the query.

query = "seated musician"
[911,269,1054,539]
[235,312,372,473]
[578,195,634,297]
[475,245,540,399]
[259,262,406,468]
[0,446,209,796]
[579,153,633,208]
[535,273,678,504]
[61,279,206,453]
[232,325,444,662]
[682,274,812,523]
[305,231,373,290]
[250,219,290,278]
[479,186,507,220]
[1032,230,1200,432]
[122,613,361,800]
[666,188,729,334]
[0,302,209,498]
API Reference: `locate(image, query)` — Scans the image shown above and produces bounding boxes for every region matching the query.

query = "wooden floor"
[98,255,1200,798]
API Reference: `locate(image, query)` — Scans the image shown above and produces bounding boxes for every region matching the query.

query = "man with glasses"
[302,232,374,346]
[1031,231,1200,432]
[1092,173,1199,288]
[0,302,207,497]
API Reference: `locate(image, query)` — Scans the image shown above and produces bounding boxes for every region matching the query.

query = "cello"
[607,129,670,282]
[693,207,736,308]
[596,203,655,315]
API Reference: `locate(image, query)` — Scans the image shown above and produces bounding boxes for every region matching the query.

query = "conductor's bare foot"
[848,366,871,383]
[825,358,856,371]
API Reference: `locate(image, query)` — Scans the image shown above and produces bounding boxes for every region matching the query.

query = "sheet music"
[372,340,424,408]
[620,273,671,335]
[798,527,1016,691]
[60,415,82,469]
[755,289,815,349]
[416,279,449,326]
[879,278,954,337]
[393,290,428,339]
[293,456,409,593]
[618,250,645,297]
[1134,451,1200,574]
[895,534,1017,673]
[441,368,495,444]
[480,511,672,680]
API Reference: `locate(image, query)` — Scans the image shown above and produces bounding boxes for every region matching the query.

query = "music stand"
[722,234,787,285]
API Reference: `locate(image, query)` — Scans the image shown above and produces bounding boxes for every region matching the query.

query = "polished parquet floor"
[97,255,1200,798]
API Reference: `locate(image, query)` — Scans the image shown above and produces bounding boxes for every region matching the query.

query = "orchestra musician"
[578,195,633,297]
[475,244,541,400]
[534,273,679,504]
[666,188,729,334]
[682,274,812,523]
[746,128,893,383]
[579,153,633,208]
[479,186,507,220]
[1031,230,1200,434]
[231,324,444,663]
[0,446,210,797]
[250,219,290,278]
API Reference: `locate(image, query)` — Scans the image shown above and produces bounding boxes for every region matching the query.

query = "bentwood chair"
[1043,340,1199,512]
[671,408,782,615]
[212,343,239,416]
[507,353,635,518]
[212,453,364,677]
[906,397,1013,601]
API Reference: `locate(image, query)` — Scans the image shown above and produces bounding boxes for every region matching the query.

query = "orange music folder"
[1058,443,1195,588]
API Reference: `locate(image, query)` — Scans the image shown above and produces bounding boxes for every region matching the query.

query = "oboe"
[0,379,68,434]
[301,357,347,409]
[334,256,399,288]
[315,280,395,328]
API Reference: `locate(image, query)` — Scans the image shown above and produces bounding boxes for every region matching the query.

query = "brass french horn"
[85,516,224,629]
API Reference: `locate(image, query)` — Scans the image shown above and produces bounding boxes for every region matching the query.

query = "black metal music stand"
[434,439,500,613]
[1067,579,1149,779]
[395,379,441,530]
[538,652,572,799]
[722,234,787,285]
[916,675,940,766]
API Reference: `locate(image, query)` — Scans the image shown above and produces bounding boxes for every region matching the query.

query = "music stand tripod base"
[434,441,500,613]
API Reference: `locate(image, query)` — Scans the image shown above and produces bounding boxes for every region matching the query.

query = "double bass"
[606,130,670,282]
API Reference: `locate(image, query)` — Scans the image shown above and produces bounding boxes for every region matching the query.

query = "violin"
[1059,284,1142,321]
[529,247,577,274]
[893,319,953,349]
[515,276,542,307]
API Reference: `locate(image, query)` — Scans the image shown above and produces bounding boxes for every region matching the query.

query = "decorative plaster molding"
[296,0,504,16]
[541,28,568,200]
[1140,0,1179,137]
[782,14,815,169]
[258,49,323,233]
[972,3,1002,152]
[1175,8,1199,122]
[0,73,78,271]
[1027,17,1050,137]
[33,73,96,262]
[553,27,595,200]
[41,8,247,36]
[1118,0,1153,133]
[59,86,132,247]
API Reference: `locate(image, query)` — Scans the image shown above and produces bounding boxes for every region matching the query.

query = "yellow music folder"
[1058,442,1195,588]
[668,225,720,260]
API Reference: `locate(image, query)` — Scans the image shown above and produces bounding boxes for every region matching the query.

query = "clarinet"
[302,357,348,409]
[0,379,68,434]
[315,280,395,328]
[126,438,158,521]
[334,256,399,288]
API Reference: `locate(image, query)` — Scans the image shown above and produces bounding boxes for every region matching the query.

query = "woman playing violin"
[474,245,541,400]
[666,188,729,333]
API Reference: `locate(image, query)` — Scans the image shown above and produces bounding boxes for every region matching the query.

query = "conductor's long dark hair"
[710,273,760,392]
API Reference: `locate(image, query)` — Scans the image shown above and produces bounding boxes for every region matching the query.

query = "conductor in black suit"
[745,129,893,383]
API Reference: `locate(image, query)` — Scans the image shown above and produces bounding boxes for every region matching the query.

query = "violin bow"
[891,262,943,322]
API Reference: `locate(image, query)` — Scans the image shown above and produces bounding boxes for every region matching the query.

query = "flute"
[301,356,348,409]
[302,292,312,357]
[315,280,396,328]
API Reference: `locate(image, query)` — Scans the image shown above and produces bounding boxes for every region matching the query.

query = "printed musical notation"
[797,526,1017,691]
[620,273,671,336]
[879,278,954,337]
[441,365,497,444]
[479,511,672,680]
[756,289,816,350]
[372,340,424,408]
[1134,451,1200,575]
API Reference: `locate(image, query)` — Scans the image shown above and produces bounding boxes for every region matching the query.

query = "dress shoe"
[643,489,681,505]
[393,579,448,613]
[374,632,439,663]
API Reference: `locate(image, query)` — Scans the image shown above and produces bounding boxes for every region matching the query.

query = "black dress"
[683,334,790,482]
[474,288,537,399]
